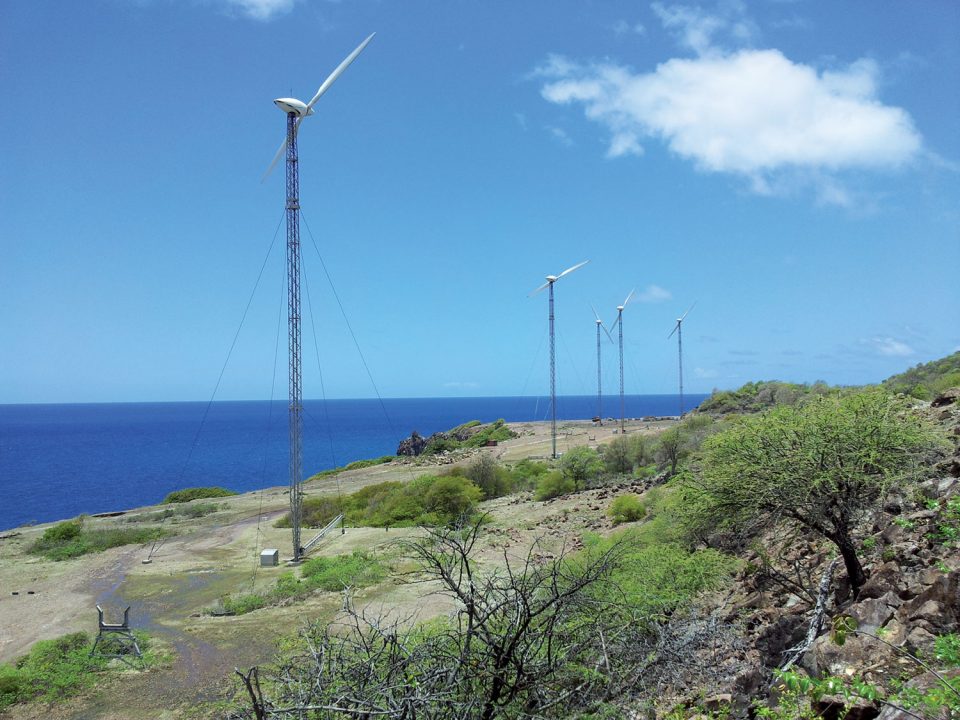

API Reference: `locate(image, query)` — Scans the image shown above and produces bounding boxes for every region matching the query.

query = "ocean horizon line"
[0,391,706,409]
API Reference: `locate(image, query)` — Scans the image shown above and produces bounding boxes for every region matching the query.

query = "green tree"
[465,454,513,499]
[560,446,604,488]
[602,436,634,475]
[629,434,654,468]
[678,390,942,594]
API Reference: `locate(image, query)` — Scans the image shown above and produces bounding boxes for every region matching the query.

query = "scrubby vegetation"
[608,493,646,525]
[0,631,157,710]
[126,502,222,523]
[698,380,833,415]
[163,486,237,503]
[677,388,945,593]
[28,518,168,561]
[234,519,738,719]
[278,473,484,529]
[308,455,394,481]
[883,350,960,400]
[220,551,386,615]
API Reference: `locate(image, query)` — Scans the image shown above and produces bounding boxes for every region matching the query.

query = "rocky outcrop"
[396,430,427,456]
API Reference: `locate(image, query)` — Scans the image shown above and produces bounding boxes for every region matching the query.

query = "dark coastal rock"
[397,430,427,456]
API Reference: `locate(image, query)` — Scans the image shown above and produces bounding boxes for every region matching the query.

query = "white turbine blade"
[622,288,636,308]
[679,301,698,323]
[610,314,621,333]
[556,259,589,280]
[667,321,679,339]
[306,33,376,110]
[261,136,288,182]
[602,324,615,343]
[590,304,602,323]
[529,280,551,297]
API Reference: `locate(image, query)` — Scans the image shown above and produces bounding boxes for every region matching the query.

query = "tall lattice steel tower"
[530,261,588,459]
[285,112,304,562]
[265,34,375,562]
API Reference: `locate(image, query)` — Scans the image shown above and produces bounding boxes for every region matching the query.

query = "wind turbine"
[265,33,375,563]
[590,305,613,424]
[668,302,696,417]
[609,290,635,434]
[531,260,589,459]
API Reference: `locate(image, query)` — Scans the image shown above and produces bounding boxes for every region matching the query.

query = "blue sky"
[1,0,958,404]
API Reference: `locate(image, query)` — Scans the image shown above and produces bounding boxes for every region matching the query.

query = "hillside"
[883,351,960,399]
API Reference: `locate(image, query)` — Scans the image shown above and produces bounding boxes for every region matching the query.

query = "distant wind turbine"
[591,305,614,424]
[264,33,375,563]
[531,260,589,459]
[668,302,697,417]
[609,289,635,434]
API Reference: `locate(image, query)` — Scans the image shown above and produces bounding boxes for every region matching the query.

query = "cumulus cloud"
[223,0,295,20]
[652,1,758,56]
[871,337,915,357]
[636,284,672,303]
[537,3,923,202]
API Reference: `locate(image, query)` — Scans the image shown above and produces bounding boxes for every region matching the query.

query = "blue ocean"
[0,394,705,531]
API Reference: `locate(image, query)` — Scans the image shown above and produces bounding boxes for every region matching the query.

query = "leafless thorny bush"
[233,518,739,719]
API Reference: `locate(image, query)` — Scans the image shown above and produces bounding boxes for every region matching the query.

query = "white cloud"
[547,126,573,146]
[652,1,758,57]
[537,4,923,202]
[613,19,647,36]
[694,367,719,378]
[636,284,672,303]
[222,0,295,20]
[872,337,915,357]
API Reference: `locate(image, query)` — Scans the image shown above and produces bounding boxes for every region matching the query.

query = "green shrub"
[509,459,550,490]
[163,486,237,504]
[40,519,82,543]
[579,532,735,616]
[0,630,157,710]
[608,494,646,525]
[535,471,576,501]
[465,455,515,499]
[301,551,386,592]
[278,475,483,530]
[29,519,168,561]
[560,446,603,488]
[221,552,387,615]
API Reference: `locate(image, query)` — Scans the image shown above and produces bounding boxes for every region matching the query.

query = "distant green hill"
[882,351,960,400]
[697,380,834,415]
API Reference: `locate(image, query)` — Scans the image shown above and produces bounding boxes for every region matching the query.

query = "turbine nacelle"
[273,98,315,117]
[545,275,558,283]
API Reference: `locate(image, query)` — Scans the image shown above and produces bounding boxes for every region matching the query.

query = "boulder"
[901,570,959,633]
[860,562,910,601]
[931,387,960,407]
[808,632,896,678]
[849,592,898,633]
